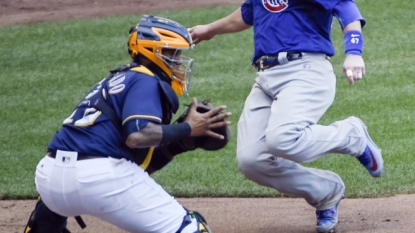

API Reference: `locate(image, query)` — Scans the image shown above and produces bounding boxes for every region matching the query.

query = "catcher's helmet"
[128,15,194,95]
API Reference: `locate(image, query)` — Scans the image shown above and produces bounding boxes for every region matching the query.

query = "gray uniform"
[190,0,383,232]
[237,53,366,210]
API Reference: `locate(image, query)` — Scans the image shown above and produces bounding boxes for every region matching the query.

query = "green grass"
[1,1,415,199]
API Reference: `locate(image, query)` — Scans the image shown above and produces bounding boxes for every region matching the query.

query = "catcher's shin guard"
[24,196,70,233]
[176,210,212,233]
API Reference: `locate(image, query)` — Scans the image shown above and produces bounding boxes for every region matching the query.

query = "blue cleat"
[355,117,384,177]
[315,201,340,233]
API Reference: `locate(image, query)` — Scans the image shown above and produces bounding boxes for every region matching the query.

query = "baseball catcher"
[23,14,231,233]
[24,98,229,232]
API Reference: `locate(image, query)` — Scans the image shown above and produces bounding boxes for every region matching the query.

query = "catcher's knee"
[176,210,211,233]
[24,197,69,233]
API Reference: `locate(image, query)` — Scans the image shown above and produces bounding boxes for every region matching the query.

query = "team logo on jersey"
[262,0,289,13]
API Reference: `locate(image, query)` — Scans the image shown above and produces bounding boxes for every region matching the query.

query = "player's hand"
[185,97,231,139]
[342,55,365,85]
[188,25,214,45]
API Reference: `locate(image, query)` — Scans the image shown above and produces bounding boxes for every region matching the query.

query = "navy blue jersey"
[48,65,167,162]
[241,0,366,61]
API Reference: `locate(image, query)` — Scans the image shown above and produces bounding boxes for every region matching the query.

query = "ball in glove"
[175,100,231,151]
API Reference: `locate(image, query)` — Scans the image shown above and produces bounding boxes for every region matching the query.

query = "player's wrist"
[160,122,191,145]
[344,30,364,56]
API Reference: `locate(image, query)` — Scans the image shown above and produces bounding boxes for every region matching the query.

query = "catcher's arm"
[126,97,231,148]
[132,98,232,174]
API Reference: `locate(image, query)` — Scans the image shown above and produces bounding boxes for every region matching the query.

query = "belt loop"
[253,56,268,72]
[277,52,289,65]
[259,56,265,71]
[325,55,331,61]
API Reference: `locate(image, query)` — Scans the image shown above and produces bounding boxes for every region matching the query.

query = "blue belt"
[252,52,303,71]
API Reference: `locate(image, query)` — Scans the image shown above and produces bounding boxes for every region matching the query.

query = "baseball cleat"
[315,200,340,233]
[354,117,384,177]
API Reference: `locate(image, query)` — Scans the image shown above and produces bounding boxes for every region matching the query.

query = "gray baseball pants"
[237,53,367,210]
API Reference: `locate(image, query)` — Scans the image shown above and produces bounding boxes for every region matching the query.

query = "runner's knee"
[237,148,267,180]
[266,127,306,162]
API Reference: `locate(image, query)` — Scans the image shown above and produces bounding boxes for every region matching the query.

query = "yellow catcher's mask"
[127,15,194,95]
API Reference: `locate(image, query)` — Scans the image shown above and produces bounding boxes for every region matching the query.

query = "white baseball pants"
[35,150,186,233]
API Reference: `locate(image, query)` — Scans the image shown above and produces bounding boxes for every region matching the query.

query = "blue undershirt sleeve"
[241,0,254,25]
[333,0,366,30]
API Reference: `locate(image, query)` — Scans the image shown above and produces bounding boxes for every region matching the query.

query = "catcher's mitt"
[174,99,230,151]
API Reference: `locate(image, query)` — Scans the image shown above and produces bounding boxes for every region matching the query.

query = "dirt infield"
[1,0,414,232]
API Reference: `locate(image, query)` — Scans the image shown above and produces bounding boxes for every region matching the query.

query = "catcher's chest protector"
[130,65,179,124]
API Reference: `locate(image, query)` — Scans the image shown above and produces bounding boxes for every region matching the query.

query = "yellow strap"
[139,147,154,170]
[130,66,154,76]
[129,65,155,170]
